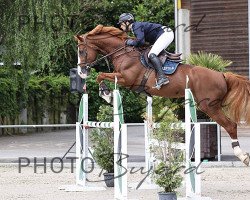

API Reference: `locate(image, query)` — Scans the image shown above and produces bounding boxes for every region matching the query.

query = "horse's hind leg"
[201,105,250,166]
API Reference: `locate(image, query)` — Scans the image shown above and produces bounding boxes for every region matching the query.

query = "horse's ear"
[74,35,83,42]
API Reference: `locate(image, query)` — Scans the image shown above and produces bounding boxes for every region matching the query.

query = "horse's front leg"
[96,72,125,104]
[96,72,125,85]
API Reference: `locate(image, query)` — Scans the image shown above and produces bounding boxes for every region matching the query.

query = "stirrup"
[152,78,169,90]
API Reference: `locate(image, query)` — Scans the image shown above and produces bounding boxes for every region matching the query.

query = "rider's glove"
[125,39,135,46]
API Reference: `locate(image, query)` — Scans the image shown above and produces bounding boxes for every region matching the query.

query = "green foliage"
[2,0,80,75]
[120,89,146,123]
[133,0,174,26]
[97,105,113,122]
[151,97,180,122]
[153,107,184,193]
[90,105,114,173]
[91,128,114,173]
[186,51,232,72]
[0,77,19,118]
[81,0,139,28]
[0,66,27,118]
[27,75,70,118]
[28,75,69,94]
[154,160,183,193]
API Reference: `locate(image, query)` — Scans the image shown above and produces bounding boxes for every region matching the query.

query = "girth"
[134,68,154,96]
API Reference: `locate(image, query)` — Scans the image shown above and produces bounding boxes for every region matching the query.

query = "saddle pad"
[162,60,180,75]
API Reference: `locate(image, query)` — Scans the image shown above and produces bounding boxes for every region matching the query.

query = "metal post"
[217,125,221,161]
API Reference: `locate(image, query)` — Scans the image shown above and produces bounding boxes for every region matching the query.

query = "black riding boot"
[149,53,169,89]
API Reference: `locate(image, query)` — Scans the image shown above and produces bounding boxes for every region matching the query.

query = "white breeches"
[148,27,174,57]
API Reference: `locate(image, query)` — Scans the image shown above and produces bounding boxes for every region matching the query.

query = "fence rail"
[0,124,76,128]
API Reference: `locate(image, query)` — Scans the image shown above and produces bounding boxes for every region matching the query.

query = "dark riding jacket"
[127,21,165,47]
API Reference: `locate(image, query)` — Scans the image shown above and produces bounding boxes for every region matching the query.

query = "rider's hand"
[125,39,134,46]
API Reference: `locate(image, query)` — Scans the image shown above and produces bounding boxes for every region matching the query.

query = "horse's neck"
[89,35,123,55]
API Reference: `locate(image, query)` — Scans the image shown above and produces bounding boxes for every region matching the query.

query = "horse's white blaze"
[77,47,87,79]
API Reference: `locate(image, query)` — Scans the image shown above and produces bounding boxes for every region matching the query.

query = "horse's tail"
[223,72,250,124]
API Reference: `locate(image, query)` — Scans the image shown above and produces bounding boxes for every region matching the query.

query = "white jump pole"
[185,86,202,198]
[75,121,85,186]
[145,96,153,184]
[77,94,89,187]
[113,89,127,200]
[185,88,193,197]
[195,123,201,197]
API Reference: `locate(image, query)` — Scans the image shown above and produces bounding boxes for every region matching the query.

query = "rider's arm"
[126,23,145,47]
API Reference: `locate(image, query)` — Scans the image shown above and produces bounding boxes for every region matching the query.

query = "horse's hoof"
[99,82,111,96]
[243,153,250,166]
[98,82,113,104]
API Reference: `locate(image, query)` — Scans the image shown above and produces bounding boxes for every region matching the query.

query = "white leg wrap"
[233,146,246,161]
[231,139,250,166]
[231,139,238,143]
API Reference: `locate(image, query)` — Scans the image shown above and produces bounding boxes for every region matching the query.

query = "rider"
[118,13,174,89]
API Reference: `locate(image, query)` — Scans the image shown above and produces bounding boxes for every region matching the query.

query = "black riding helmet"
[118,13,134,24]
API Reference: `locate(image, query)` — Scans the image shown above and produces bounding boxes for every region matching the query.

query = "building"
[176,0,249,77]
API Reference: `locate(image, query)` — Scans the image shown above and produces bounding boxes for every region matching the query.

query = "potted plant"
[186,51,232,72]
[152,106,185,200]
[90,105,114,187]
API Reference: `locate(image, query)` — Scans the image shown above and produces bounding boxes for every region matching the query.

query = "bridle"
[77,35,133,70]
[77,35,93,69]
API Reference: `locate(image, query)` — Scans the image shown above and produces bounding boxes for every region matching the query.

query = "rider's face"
[120,22,127,31]
[120,22,130,32]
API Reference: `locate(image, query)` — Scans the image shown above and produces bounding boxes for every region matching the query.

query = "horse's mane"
[87,24,128,40]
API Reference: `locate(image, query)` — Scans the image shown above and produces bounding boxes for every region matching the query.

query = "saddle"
[140,48,182,75]
[135,48,182,96]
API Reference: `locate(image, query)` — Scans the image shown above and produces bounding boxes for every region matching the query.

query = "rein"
[89,46,126,67]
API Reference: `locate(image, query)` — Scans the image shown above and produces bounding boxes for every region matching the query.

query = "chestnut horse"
[75,25,250,166]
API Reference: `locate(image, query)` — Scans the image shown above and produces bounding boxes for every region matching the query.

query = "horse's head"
[75,34,98,79]
[75,25,128,78]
